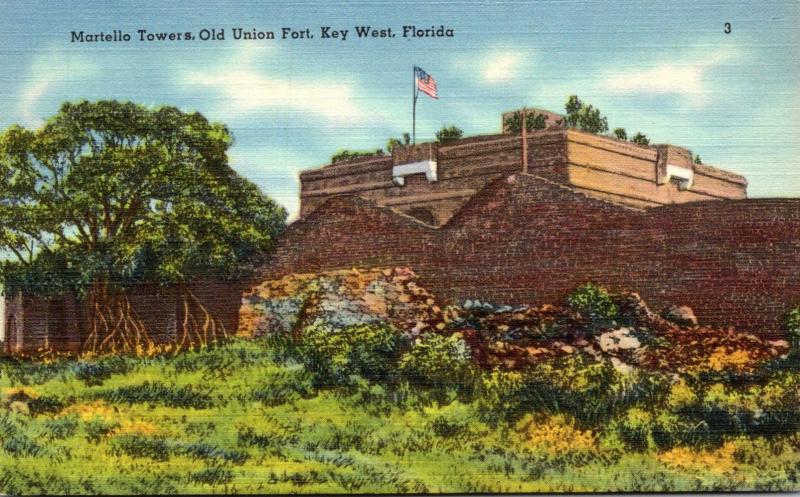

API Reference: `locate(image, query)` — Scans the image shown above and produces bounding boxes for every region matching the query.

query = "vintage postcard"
[0,0,798,493]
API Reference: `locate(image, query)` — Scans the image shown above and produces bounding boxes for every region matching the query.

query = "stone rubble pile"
[239,267,790,373]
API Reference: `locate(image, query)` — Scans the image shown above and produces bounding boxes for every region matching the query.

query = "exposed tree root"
[82,282,227,356]
[174,287,227,353]
[82,281,152,355]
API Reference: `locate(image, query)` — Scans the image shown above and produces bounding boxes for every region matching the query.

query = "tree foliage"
[630,132,650,146]
[613,128,628,140]
[0,100,287,352]
[564,95,609,134]
[504,111,549,134]
[435,125,463,144]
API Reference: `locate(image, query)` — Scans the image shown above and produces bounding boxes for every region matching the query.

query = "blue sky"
[0,0,798,218]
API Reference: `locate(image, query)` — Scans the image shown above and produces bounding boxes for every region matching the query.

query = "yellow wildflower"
[708,347,752,372]
[659,441,738,475]
[516,414,597,457]
[62,401,116,421]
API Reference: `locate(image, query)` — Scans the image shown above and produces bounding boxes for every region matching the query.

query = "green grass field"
[1,334,799,494]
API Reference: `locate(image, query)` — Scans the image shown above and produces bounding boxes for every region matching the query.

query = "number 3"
[724,22,732,34]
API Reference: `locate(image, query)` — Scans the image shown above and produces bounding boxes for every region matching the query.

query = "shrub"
[298,322,408,385]
[478,369,527,422]
[398,333,474,391]
[331,149,383,164]
[481,356,667,426]
[784,306,800,355]
[630,132,650,146]
[504,111,548,134]
[613,128,628,140]
[435,125,463,144]
[566,283,619,332]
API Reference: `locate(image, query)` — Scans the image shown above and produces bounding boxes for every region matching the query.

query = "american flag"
[415,66,438,99]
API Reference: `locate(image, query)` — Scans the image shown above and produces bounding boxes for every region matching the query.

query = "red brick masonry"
[260,174,800,336]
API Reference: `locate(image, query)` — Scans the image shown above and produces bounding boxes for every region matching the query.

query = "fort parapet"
[299,109,747,225]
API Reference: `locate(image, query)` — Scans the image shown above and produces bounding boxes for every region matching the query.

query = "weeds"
[96,381,213,409]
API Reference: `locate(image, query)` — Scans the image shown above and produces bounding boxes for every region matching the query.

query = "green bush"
[504,111,548,133]
[331,149,384,163]
[612,409,710,452]
[298,322,408,385]
[784,306,800,355]
[435,125,464,144]
[630,132,650,146]
[480,356,667,426]
[398,333,474,391]
[567,283,619,332]
[478,369,528,422]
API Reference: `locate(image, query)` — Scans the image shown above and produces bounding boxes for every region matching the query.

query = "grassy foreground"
[1,335,798,494]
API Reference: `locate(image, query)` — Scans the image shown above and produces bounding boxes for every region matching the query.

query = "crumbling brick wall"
[259,174,800,336]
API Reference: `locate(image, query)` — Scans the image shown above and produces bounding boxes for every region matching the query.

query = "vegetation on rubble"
[1,269,798,493]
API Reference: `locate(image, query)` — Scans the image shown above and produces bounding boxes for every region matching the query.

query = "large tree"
[0,100,287,353]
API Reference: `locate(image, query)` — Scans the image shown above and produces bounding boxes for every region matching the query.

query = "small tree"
[386,132,411,152]
[564,95,609,134]
[630,132,650,146]
[613,128,628,140]
[435,125,463,144]
[504,111,549,133]
[694,154,703,164]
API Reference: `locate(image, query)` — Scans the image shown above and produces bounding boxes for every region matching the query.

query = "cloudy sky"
[0,0,798,218]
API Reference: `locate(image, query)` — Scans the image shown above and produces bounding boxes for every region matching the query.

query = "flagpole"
[412,66,417,145]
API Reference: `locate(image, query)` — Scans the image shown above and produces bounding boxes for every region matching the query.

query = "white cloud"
[603,48,740,103]
[183,69,367,122]
[18,47,99,127]
[483,52,526,83]
[179,43,373,123]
